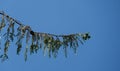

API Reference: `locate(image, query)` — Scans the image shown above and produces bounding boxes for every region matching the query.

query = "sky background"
[0,0,120,71]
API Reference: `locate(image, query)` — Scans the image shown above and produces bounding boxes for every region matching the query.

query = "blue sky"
[0,0,120,71]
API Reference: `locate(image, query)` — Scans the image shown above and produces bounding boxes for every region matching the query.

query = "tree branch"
[0,11,90,61]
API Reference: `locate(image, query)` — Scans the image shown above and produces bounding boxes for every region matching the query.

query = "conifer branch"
[0,11,90,61]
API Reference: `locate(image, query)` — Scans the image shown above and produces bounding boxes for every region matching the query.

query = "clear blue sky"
[0,0,120,71]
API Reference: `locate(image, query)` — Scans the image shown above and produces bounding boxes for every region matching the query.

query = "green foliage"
[0,11,90,61]
[0,15,6,31]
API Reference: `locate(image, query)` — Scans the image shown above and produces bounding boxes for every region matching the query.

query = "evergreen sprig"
[0,11,90,61]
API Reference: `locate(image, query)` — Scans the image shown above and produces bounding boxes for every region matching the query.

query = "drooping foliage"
[0,11,90,61]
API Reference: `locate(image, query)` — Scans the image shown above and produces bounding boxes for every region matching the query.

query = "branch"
[0,11,90,61]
